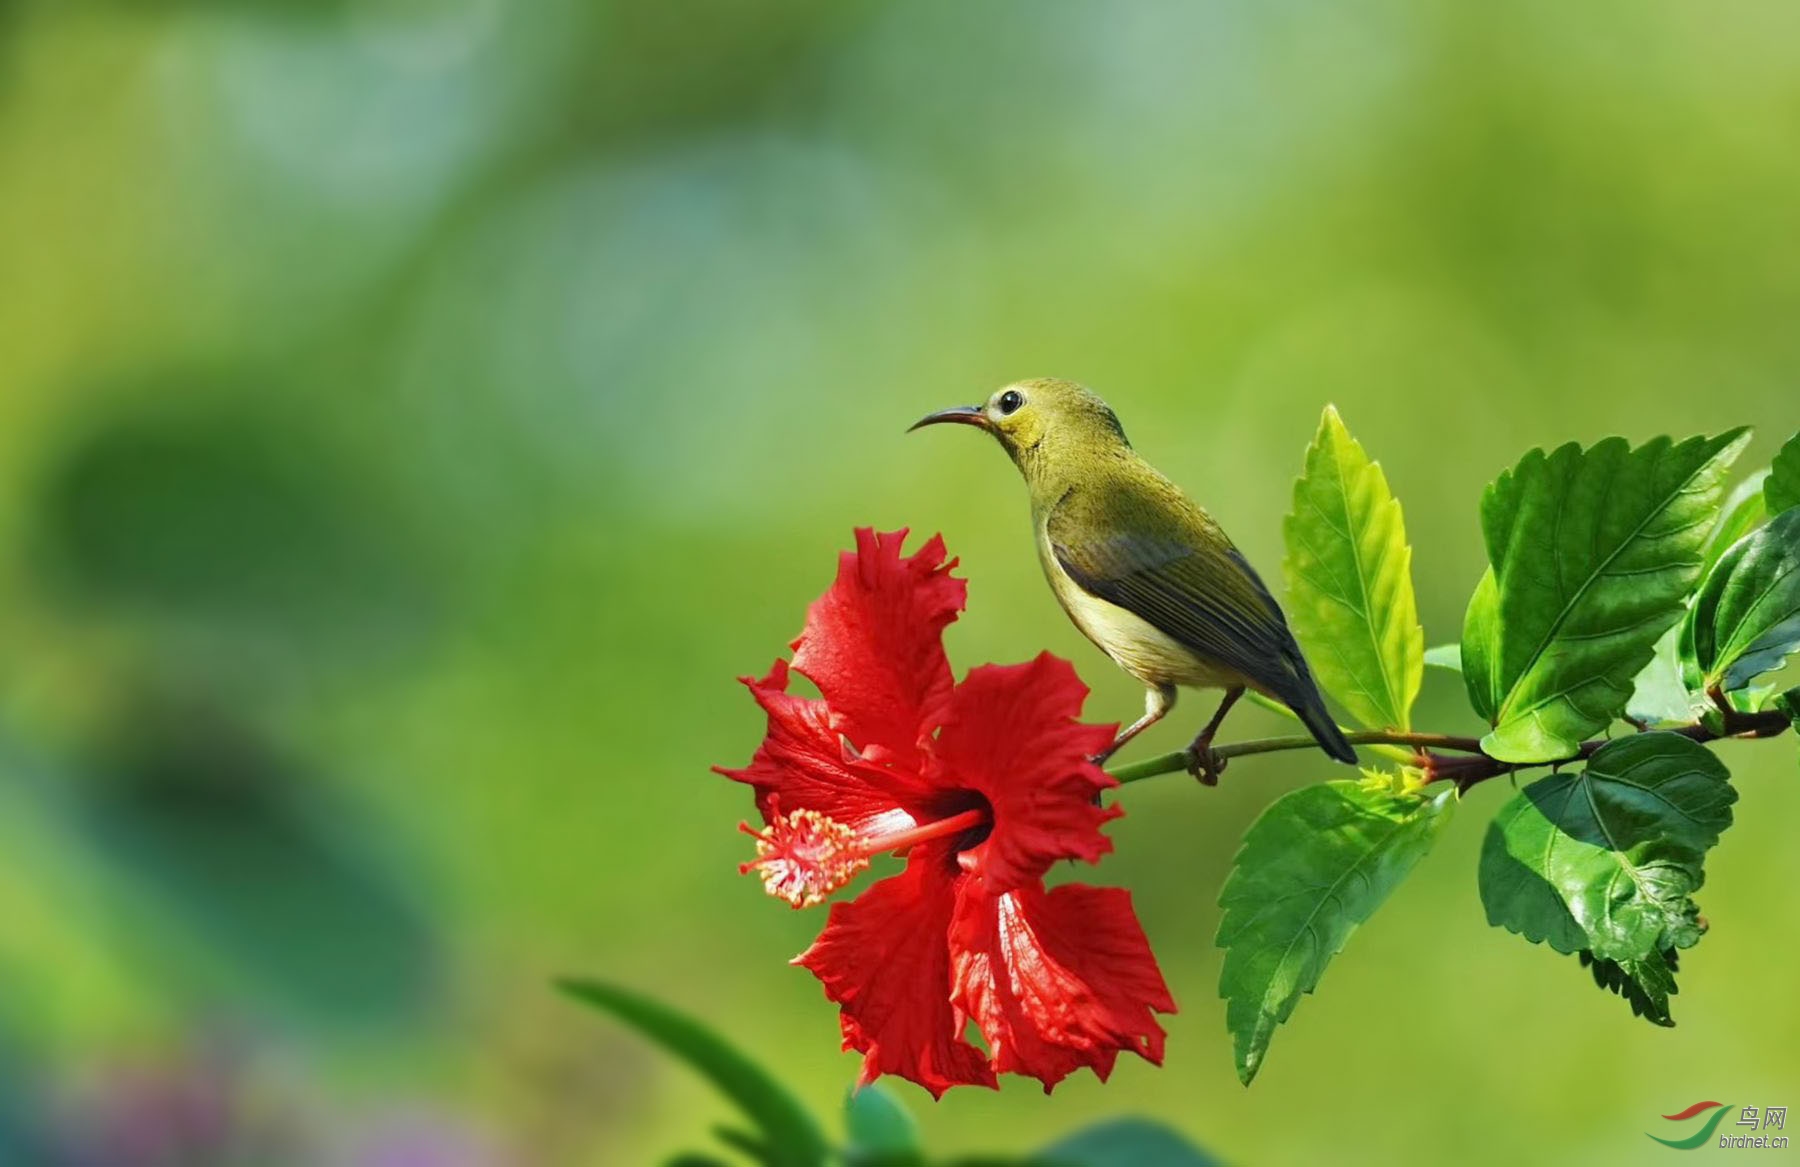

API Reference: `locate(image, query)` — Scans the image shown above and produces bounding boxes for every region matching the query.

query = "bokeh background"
[2,1,1798,1163]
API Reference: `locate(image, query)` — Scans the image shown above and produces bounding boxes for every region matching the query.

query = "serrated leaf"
[1703,470,1769,579]
[1038,1119,1220,1167]
[1580,947,1679,1027]
[1463,431,1748,762]
[1423,643,1462,673]
[844,1085,920,1166]
[1217,782,1454,1085]
[1283,406,1424,730]
[1768,431,1800,515]
[1626,625,1700,727]
[558,979,828,1167]
[1684,507,1800,694]
[1479,733,1733,962]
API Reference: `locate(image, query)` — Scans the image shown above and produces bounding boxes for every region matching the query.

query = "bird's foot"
[1088,737,1127,767]
[1186,743,1227,786]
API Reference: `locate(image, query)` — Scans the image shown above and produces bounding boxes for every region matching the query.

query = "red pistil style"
[717,529,1175,1097]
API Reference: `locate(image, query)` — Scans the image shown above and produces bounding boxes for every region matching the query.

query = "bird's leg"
[1186,686,1245,786]
[1091,684,1177,765]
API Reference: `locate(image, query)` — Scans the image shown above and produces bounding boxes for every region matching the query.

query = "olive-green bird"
[911,377,1355,777]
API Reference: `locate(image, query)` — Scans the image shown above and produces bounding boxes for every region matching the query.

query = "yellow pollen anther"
[740,808,870,908]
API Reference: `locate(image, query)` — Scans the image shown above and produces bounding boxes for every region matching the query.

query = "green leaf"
[1768,430,1800,515]
[1580,947,1678,1027]
[1478,733,1733,962]
[844,1085,920,1167]
[1423,643,1462,673]
[1703,470,1769,578]
[1460,568,1502,722]
[1626,625,1699,727]
[714,1127,776,1165]
[1038,1119,1220,1167]
[1463,431,1748,762]
[1217,782,1454,1085]
[1283,405,1424,730]
[1684,507,1800,694]
[1778,685,1800,729]
[558,979,829,1167]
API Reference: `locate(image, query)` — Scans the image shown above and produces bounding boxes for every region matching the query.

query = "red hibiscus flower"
[717,529,1175,1097]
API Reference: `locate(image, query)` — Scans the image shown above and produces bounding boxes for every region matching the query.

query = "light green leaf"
[1423,643,1462,673]
[844,1084,920,1166]
[1463,431,1748,762]
[1626,625,1700,727]
[1478,733,1733,962]
[1580,947,1678,1027]
[1684,507,1800,694]
[1460,568,1501,722]
[1217,782,1454,1085]
[1283,405,1424,730]
[1038,1119,1220,1167]
[1768,430,1800,515]
[1703,470,1769,579]
[558,979,828,1167]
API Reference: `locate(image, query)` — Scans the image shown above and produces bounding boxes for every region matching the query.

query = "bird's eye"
[997,390,1024,415]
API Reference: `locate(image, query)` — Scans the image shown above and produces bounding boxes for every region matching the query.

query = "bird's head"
[908,378,1130,488]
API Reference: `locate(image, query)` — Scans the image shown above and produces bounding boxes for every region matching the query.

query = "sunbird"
[911,378,1355,778]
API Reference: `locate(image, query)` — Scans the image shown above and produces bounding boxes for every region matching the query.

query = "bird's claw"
[1187,746,1227,786]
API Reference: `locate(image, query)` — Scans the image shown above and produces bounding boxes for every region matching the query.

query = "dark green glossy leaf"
[1283,405,1423,730]
[1479,733,1733,962]
[1778,686,1800,729]
[1778,689,1800,777]
[1218,782,1454,1085]
[1684,507,1800,694]
[1423,643,1462,673]
[844,1084,920,1166]
[1462,431,1747,762]
[1037,1119,1220,1167]
[664,1156,736,1167]
[1768,431,1800,515]
[1580,947,1678,1027]
[558,979,828,1167]
[1703,470,1769,578]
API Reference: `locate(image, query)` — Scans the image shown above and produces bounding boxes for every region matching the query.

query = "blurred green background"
[2,0,1798,1163]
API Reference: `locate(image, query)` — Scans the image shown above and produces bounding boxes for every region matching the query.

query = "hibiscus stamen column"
[741,804,990,908]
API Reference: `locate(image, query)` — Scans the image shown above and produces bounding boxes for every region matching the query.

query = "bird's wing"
[1047,485,1307,700]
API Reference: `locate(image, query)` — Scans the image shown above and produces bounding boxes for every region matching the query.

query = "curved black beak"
[908,405,991,433]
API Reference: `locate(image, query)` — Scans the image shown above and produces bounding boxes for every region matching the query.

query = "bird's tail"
[1291,689,1357,765]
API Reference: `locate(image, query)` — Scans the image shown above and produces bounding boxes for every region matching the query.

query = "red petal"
[949,880,1175,1092]
[931,654,1119,890]
[716,660,924,837]
[794,846,996,1098]
[790,529,965,770]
